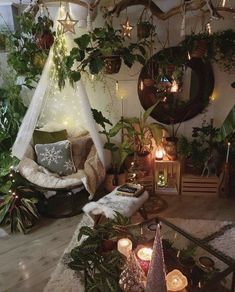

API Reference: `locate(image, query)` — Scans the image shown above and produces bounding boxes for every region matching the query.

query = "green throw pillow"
[33,129,68,145]
[35,140,76,176]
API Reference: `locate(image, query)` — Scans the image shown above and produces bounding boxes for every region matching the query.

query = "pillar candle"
[226,142,231,163]
[117,238,132,258]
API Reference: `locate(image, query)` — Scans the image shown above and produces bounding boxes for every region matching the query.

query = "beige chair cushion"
[69,134,93,169]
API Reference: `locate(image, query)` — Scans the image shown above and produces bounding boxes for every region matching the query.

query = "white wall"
[1,1,235,138]
[88,3,235,138]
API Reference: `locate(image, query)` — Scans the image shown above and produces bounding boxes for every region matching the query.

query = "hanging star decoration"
[121,17,133,38]
[58,12,78,34]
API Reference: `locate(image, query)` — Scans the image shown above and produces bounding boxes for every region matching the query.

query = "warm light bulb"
[206,22,212,34]
[115,81,119,91]
[140,80,144,91]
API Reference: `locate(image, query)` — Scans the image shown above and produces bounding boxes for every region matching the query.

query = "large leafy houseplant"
[64,23,147,85]
[68,212,131,292]
[91,108,132,174]
[120,100,164,156]
[0,74,39,233]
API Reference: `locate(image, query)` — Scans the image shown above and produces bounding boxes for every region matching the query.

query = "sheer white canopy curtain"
[12,4,106,167]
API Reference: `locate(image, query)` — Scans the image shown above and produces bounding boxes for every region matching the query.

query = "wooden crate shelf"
[155,160,181,195]
[181,175,219,196]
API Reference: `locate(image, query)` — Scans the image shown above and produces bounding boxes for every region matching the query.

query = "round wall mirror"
[138,47,214,124]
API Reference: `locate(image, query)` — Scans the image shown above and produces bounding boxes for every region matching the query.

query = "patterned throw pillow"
[35,140,76,176]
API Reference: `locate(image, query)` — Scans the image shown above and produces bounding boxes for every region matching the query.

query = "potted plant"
[64,23,147,85]
[7,12,53,87]
[137,20,154,40]
[68,212,131,292]
[120,101,165,174]
[91,109,133,192]
[137,7,155,40]
[34,15,54,50]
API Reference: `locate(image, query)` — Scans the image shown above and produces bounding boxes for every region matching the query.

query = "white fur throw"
[83,188,149,219]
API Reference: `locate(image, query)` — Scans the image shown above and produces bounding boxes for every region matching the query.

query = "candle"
[226,142,231,163]
[117,238,132,257]
[155,147,164,160]
[166,269,188,292]
[136,246,153,275]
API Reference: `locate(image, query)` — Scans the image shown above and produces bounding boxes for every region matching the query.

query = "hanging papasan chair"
[18,130,105,218]
[12,6,106,217]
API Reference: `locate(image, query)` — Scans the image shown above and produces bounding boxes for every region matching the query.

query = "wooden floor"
[1,195,235,292]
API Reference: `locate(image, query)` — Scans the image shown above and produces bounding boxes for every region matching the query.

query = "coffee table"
[130,216,235,292]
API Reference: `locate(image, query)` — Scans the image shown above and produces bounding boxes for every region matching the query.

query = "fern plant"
[69,212,132,292]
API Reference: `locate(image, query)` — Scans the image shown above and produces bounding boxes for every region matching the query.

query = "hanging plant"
[64,23,148,86]
[137,8,155,40]
[34,15,54,50]
[7,12,54,88]
[181,29,235,73]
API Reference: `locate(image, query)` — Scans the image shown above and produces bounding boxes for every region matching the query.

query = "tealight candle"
[166,269,188,292]
[117,238,132,258]
[136,246,153,275]
[155,147,165,160]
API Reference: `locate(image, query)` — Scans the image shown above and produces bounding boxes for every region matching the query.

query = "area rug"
[0,228,8,238]
[44,216,235,292]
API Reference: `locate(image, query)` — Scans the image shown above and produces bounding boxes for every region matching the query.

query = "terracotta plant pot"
[164,137,178,161]
[104,172,126,192]
[103,55,122,74]
[36,31,54,50]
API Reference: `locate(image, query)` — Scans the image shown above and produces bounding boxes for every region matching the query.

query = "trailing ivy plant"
[63,23,148,86]
[7,12,53,88]
[68,212,131,292]
[180,29,235,73]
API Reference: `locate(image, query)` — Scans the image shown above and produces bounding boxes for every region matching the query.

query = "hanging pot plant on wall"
[7,12,54,87]
[64,24,147,86]
[137,7,155,40]
[103,55,122,74]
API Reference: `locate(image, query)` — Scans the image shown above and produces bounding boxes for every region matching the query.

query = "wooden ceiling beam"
[109,0,234,20]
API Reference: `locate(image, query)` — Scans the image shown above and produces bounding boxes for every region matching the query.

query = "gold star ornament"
[121,17,133,38]
[58,12,78,34]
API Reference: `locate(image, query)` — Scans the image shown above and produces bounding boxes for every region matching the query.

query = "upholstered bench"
[82,187,149,223]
